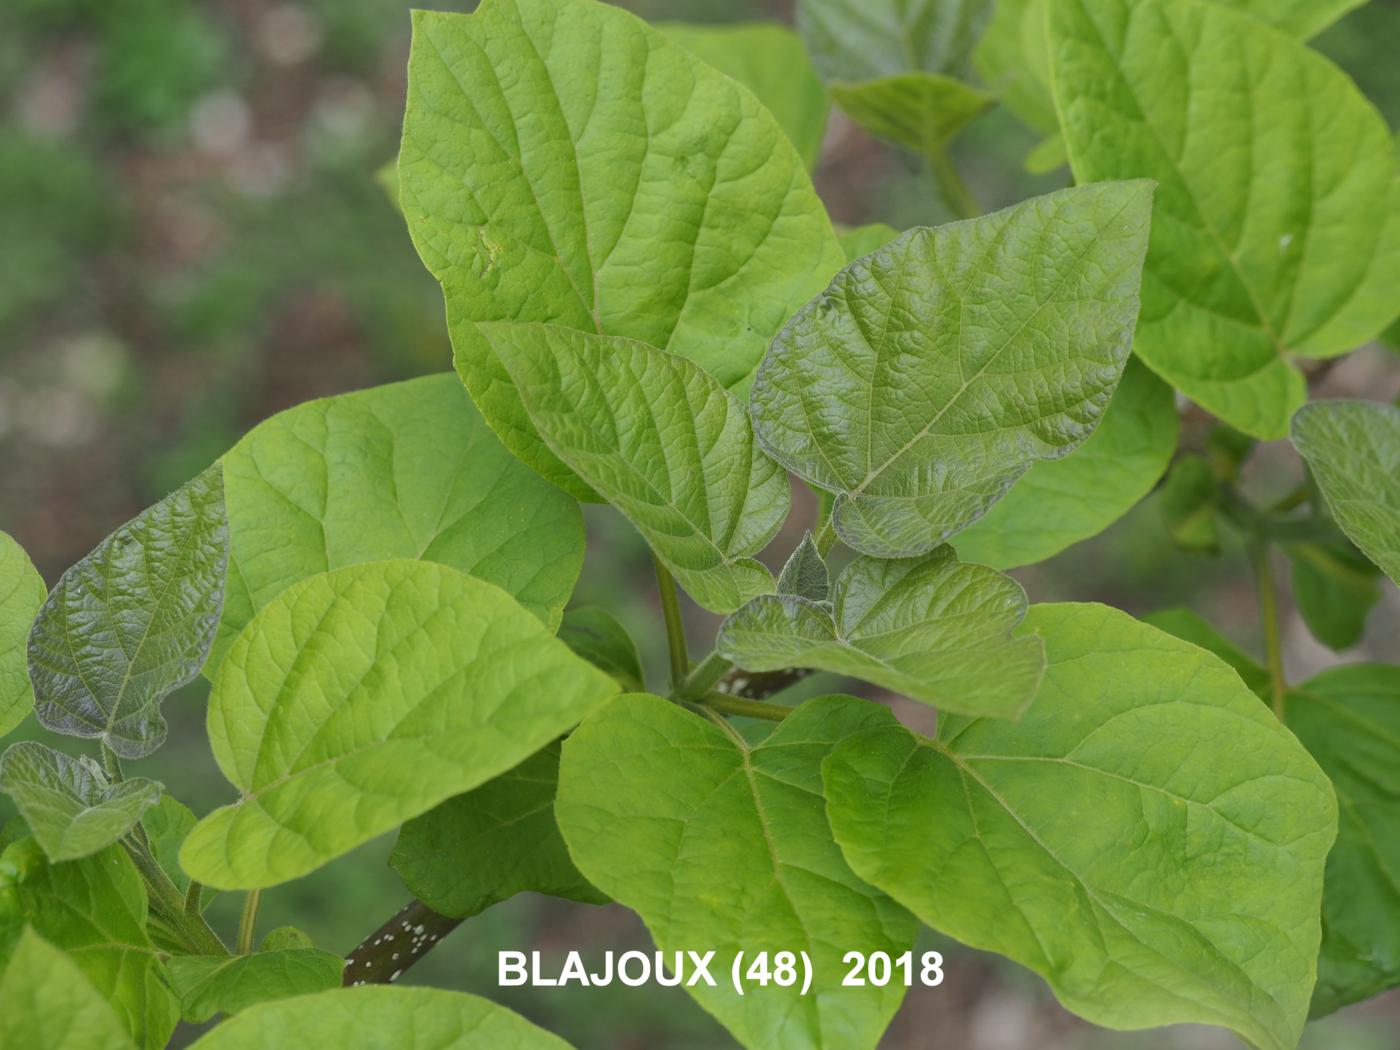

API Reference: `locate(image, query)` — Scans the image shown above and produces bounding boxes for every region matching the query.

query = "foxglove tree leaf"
[486,323,790,613]
[1285,542,1382,651]
[28,465,227,758]
[751,182,1153,557]
[797,0,992,82]
[777,533,830,603]
[0,837,179,1050]
[823,603,1336,1050]
[400,0,844,498]
[954,360,1178,568]
[557,606,646,694]
[1051,0,1400,438]
[0,741,161,862]
[0,928,137,1050]
[557,694,917,1050]
[214,375,583,669]
[180,560,618,889]
[392,741,604,919]
[717,547,1043,718]
[168,950,345,1023]
[829,75,993,157]
[837,223,900,263]
[1142,607,1271,702]
[0,532,45,738]
[661,22,828,171]
[1291,400,1400,584]
[186,986,575,1050]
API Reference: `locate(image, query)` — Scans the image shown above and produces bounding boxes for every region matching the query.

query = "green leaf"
[777,533,830,603]
[975,0,1058,138]
[718,547,1043,718]
[28,465,228,758]
[1025,132,1069,174]
[259,926,315,952]
[1051,0,1400,439]
[391,741,604,919]
[400,0,844,498]
[1141,607,1271,702]
[661,22,828,171]
[214,374,583,670]
[822,603,1336,1050]
[1158,456,1221,554]
[836,222,900,263]
[1291,400,1400,585]
[1227,0,1368,39]
[557,694,917,1050]
[186,986,575,1050]
[557,606,646,694]
[0,532,45,739]
[798,0,992,82]
[1286,542,1382,651]
[954,359,1178,568]
[140,795,203,899]
[0,838,179,1050]
[181,560,618,889]
[829,74,993,156]
[751,182,1154,557]
[168,950,345,1023]
[0,927,137,1050]
[0,741,161,862]
[1285,664,1400,1015]
[486,323,790,613]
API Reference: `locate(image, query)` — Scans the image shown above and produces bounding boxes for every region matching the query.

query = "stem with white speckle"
[343,899,462,986]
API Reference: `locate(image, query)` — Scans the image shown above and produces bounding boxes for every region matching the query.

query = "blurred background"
[2,0,1398,1047]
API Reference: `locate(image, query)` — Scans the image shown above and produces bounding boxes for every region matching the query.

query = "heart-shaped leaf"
[718,547,1044,718]
[557,694,917,1050]
[168,950,345,1023]
[180,560,618,889]
[0,927,137,1050]
[830,74,993,157]
[0,532,45,739]
[750,182,1153,557]
[28,465,227,758]
[1285,542,1382,651]
[798,0,992,82]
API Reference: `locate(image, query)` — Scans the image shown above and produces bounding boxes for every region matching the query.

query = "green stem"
[679,651,732,701]
[813,518,837,557]
[100,743,122,782]
[1249,539,1288,719]
[653,555,689,691]
[184,879,203,917]
[699,692,791,723]
[124,840,227,955]
[927,149,979,220]
[237,889,262,955]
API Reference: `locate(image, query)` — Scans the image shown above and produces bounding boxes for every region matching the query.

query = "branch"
[344,899,462,986]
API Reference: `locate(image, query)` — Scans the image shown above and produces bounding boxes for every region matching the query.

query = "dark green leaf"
[1158,456,1221,553]
[798,0,992,82]
[777,533,830,603]
[168,950,345,1023]
[1286,542,1382,651]
[557,607,646,694]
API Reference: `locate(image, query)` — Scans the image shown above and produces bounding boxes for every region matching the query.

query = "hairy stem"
[125,839,227,955]
[1250,539,1288,719]
[927,149,979,220]
[653,555,689,690]
[184,879,204,917]
[344,899,462,986]
[699,692,791,722]
[679,651,732,700]
[101,743,122,782]
[237,889,262,955]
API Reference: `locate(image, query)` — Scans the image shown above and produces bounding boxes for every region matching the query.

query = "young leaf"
[185,986,575,1050]
[1285,542,1382,651]
[661,22,828,171]
[0,532,45,739]
[400,0,845,497]
[259,925,315,952]
[140,795,201,897]
[1158,456,1222,554]
[557,694,917,1050]
[391,741,605,920]
[1051,0,1400,438]
[557,606,646,694]
[1141,607,1271,702]
[837,222,901,263]
[1290,400,1400,585]
[1285,665,1400,1016]
[28,465,228,758]
[181,560,619,889]
[0,927,137,1050]
[0,837,179,1050]
[822,603,1336,1050]
[974,0,1058,140]
[214,374,583,669]
[751,182,1154,558]
[797,0,992,82]
[168,950,345,1023]
[954,359,1178,569]
[485,323,790,613]
[0,741,161,862]
[777,532,830,603]
[829,74,993,157]
[717,547,1044,719]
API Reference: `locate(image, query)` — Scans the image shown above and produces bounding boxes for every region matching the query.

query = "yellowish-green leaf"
[0,532,44,739]
[830,74,993,156]
[168,949,345,1023]
[0,927,137,1050]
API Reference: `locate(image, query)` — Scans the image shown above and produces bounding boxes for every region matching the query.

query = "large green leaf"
[751,182,1153,557]
[181,560,618,889]
[1285,664,1400,1016]
[0,532,44,739]
[1285,542,1382,651]
[186,986,575,1050]
[391,741,604,919]
[954,359,1178,568]
[28,465,227,758]
[400,0,844,498]
[214,374,583,670]
[829,74,993,157]
[797,0,991,82]
[1051,0,1400,439]
[1228,0,1368,38]
[168,950,345,1023]
[661,22,828,171]
[557,694,916,1050]
[1142,607,1271,702]
[0,741,160,862]
[1290,400,1400,585]
[823,603,1336,1050]
[0,927,137,1050]
[717,547,1044,718]
[486,323,789,613]
[0,837,179,1050]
